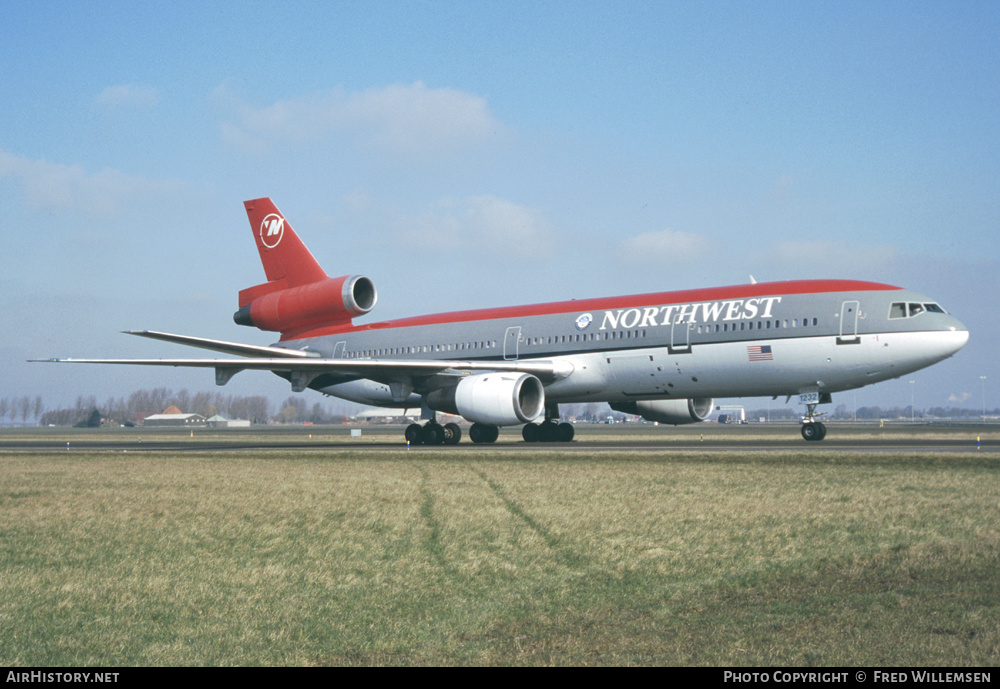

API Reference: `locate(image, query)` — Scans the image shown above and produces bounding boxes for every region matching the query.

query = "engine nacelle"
[425,373,545,426]
[234,275,376,333]
[610,398,714,425]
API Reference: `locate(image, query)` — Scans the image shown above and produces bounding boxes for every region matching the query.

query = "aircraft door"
[333,341,347,358]
[837,301,860,345]
[669,317,693,354]
[504,326,521,361]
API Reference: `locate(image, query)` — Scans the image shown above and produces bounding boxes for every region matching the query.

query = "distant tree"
[73,409,102,428]
[856,406,882,420]
[277,396,307,423]
[33,397,44,426]
[171,389,191,413]
[192,391,218,418]
[230,396,270,424]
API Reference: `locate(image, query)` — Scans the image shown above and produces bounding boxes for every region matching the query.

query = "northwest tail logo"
[259,214,285,248]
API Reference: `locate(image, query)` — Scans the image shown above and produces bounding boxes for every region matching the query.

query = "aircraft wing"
[32,330,574,394]
[32,352,573,392]
[33,356,570,377]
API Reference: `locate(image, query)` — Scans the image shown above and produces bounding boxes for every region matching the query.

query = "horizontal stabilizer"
[124,331,319,358]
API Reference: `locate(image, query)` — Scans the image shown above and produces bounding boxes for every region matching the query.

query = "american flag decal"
[747,345,773,361]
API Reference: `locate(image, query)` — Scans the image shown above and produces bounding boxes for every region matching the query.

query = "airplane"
[36,197,969,444]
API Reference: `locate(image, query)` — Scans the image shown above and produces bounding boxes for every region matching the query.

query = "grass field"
[1,426,998,665]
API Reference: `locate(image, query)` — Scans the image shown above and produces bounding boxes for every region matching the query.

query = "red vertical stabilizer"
[234,198,377,337]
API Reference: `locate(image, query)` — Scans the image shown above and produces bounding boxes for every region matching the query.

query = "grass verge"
[1,448,997,665]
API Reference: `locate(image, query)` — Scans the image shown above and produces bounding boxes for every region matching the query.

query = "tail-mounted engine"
[236,198,377,337]
[610,398,714,425]
[234,275,377,334]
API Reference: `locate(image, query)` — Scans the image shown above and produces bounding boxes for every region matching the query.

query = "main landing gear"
[405,421,463,446]
[522,403,575,443]
[800,401,827,442]
[405,421,501,445]
[522,420,575,443]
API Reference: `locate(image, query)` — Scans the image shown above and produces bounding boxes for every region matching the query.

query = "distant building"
[352,407,422,424]
[143,405,207,427]
[206,414,251,428]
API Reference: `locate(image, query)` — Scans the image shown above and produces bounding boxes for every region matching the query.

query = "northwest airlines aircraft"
[40,198,969,444]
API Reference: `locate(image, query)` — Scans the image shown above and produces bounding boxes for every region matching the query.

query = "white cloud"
[219,81,506,155]
[616,228,710,265]
[395,195,556,257]
[0,150,185,217]
[94,84,159,109]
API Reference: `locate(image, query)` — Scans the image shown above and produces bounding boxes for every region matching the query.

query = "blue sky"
[2,0,997,414]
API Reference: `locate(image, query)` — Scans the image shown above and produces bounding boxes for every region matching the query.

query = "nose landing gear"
[800,400,827,442]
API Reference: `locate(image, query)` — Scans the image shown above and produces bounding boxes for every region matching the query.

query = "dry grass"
[1,445,998,665]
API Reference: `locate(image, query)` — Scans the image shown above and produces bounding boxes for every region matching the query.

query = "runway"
[2,424,994,454]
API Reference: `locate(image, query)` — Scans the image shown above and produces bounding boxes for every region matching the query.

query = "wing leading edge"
[33,332,573,393]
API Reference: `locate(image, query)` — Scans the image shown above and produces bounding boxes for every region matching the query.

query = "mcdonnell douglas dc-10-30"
[37,198,969,444]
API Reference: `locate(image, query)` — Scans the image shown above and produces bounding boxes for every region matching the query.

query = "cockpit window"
[890,301,946,319]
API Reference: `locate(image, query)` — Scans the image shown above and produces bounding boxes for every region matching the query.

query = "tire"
[470,423,500,444]
[443,422,462,445]
[539,421,558,442]
[405,423,423,445]
[421,423,445,445]
[522,423,539,442]
[801,423,824,442]
[557,422,575,442]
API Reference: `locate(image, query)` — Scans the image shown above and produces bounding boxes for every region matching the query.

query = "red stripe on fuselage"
[279,279,901,341]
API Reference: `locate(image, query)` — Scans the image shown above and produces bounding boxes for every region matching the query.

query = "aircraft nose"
[940,323,969,358]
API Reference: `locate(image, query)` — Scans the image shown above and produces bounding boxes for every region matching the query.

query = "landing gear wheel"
[522,421,575,442]
[421,422,445,446]
[801,422,827,442]
[443,422,462,445]
[522,423,539,442]
[538,420,559,442]
[470,423,499,444]
[557,422,575,442]
[405,423,423,445]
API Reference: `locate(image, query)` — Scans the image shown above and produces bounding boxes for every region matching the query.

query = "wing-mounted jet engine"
[610,398,715,425]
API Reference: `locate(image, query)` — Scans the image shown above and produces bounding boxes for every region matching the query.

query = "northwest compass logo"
[575,313,593,330]
[259,214,285,248]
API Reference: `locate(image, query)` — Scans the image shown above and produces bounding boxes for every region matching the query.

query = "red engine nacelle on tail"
[236,198,377,336]
[234,275,377,334]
